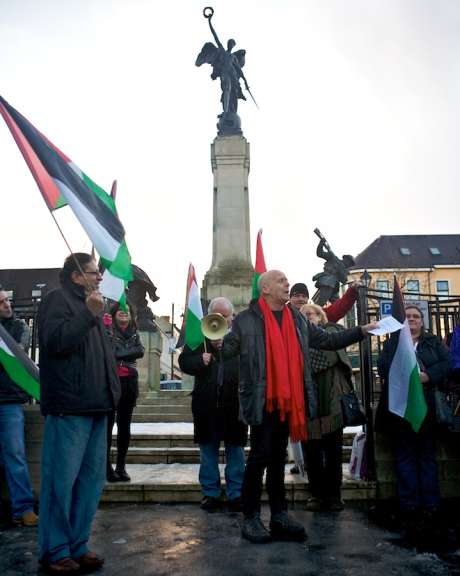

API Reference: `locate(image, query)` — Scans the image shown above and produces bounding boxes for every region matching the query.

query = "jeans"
[241,411,289,517]
[393,425,440,510]
[39,414,107,564]
[304,429,343,499]
[199,438,245,501]
[0,404,35,517]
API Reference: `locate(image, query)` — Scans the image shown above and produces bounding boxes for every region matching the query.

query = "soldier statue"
[126,265,159,332]
[312,229,355,306]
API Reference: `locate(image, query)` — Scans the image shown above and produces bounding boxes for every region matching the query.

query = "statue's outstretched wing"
[233,49,246,69]
[195,42,219,67]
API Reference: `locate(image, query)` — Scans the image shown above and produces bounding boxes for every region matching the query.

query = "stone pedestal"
[137,331,162,400]
[202,135,254,310]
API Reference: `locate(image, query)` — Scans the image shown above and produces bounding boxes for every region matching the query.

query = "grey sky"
[1,0,459,315]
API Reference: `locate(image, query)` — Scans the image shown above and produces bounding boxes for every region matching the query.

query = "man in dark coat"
[179,297,247,512]
[223,270,376,544]
[37,253,120,575]
[0,290,38,526]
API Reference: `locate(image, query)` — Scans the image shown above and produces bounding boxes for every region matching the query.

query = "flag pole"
[48,210,92,292]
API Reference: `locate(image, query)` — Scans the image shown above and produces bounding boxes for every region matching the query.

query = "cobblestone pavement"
[1,504,459,576]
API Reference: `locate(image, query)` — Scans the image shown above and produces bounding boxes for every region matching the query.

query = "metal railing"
[356,285,460,480]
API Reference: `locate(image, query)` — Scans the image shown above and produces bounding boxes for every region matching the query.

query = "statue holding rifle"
[196,6,258,136]
[312,229,355,306]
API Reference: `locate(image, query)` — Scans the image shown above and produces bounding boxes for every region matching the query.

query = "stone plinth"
[202,135,254,310]
[374,431,460,499]
[137,331,162,400]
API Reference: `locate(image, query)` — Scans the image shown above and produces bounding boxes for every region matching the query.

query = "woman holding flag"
[377,304,450,546]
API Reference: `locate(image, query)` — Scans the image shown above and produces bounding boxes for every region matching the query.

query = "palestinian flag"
[0,324,40,400]
[0,96,132,305]
[178,264,204,350]
[252,229,267,299]
[388,276,427,432]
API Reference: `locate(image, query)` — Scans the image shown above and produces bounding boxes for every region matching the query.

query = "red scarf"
[259,297,307,442]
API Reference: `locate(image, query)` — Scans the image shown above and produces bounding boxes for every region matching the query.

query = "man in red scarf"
[223,270,377,543]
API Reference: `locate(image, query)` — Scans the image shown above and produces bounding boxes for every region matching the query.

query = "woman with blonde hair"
[300,303,354,511]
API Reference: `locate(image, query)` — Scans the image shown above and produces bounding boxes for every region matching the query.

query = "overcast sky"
[1,0,459,317]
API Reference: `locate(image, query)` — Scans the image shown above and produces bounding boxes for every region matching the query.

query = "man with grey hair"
[224,270,377,543]
[179,296,247,512]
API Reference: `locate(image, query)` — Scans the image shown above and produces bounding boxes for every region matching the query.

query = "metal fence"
[355,285,460,479]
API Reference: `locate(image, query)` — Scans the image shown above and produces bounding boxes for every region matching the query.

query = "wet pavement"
[1,503,459,576]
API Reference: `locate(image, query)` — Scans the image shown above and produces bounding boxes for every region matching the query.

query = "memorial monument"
[196,7,255,309]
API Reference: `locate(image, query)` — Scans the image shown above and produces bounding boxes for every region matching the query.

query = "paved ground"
[1,503,459,576]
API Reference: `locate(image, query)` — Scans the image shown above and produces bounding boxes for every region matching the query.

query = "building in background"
[348,234,460,297]
[0,268,60,302]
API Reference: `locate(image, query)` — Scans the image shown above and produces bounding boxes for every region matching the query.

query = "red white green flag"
[388,276,427,432]
[177,264,204,351]
[0,96,133,306]
[252,229,267,299]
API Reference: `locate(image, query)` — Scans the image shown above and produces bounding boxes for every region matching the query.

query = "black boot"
[106,465,120,483]
[115,467,131,482]
[270,511,307,542]
[241,513,272,543]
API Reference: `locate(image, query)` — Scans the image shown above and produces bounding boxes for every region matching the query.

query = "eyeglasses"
[82,270,101,276]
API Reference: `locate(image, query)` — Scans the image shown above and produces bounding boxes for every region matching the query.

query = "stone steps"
[132,413,193,423]
[110,445,353,465]
[101,463,376,503]
[109,424,356,465]
[134,404,191,415]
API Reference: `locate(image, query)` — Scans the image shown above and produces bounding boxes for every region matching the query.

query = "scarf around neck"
[258,297,306,442]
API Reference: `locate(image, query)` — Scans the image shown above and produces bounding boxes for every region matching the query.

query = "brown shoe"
[13,510,39,527]
[75,551,105,573]
[40,557,80,574]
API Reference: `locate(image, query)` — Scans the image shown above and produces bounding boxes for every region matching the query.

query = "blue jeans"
[0,404,35,518]
[394,426,440,510]
[39,415,107,564]
[199,439,245,501]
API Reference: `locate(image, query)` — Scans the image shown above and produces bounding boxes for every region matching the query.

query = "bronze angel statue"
[196,7,257,135]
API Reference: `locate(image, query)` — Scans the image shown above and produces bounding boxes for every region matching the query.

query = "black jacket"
[179,340,248,446]
[37,281,120,416]
[109,325,144,370]
[376,331,450,434]
[223,300,364,426]
[0,315,30,404]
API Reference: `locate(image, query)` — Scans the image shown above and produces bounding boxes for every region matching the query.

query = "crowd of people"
[0,253,458,573]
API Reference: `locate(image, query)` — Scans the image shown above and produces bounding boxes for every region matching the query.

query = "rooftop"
[351,234,460,270]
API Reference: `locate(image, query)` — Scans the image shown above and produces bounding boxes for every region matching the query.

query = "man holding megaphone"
[179,297,248,513]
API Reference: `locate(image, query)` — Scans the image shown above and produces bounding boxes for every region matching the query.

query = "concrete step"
[101,463,376,503]
[110,445,353,465]
[138,394,192,406]
[134,404,191,415]
[131,413,193,423]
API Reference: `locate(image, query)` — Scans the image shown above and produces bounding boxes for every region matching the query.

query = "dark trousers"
[242,411,289,517]
[107,375,137,472]
[393,426,440,511]
[304,429,343,499]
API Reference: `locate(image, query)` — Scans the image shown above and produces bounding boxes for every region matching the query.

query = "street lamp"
[360,270,372,288]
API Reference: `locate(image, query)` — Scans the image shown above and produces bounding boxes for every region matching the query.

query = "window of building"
[436,280,449,300]
[405,279,420,299]
[400,247,411,255]
[376,280,390,293]
[429,247,440,255]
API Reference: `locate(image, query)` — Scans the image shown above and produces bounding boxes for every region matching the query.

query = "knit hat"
[289,283,309,298]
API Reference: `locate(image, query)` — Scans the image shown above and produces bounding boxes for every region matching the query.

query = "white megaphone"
[201,313,228,341]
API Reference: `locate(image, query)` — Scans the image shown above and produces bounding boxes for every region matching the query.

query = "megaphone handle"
[203,339,207,353]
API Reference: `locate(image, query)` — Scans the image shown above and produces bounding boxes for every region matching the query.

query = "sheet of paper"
[368,315,404,336]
